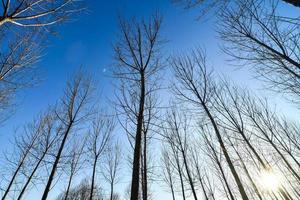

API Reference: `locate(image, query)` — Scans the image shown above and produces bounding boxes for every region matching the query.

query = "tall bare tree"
[102,142,122,200]
[1,111,51,200]
[63,139,86,200]
[88,114,114,200]
[41,72,94,200]
[113,14,164,200]
[161,148,176,200]
[16,110,60,200]
[171,49,250,200]
[163,109,199,200]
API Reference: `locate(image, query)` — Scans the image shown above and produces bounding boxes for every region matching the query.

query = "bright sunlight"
[260,169,282,191]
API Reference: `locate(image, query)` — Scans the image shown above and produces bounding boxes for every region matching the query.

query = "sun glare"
[260,169,281,191]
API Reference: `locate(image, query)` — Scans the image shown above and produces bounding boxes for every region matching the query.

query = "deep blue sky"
[1,0,299,199]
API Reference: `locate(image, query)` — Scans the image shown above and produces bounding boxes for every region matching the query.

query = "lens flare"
[259,169,281,191]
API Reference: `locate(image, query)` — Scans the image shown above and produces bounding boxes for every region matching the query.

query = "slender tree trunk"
[2,144,34,200]
[178,167,186,200]
[232,144,263,200]
[181,149,198,200]
[90,157,98,200]
[170,180,176,200]
[130,73,145,200]
[110,182,114,200]
[200,100,249,200]
[17,153,46,200]
[41,122,73,200]
[204,135,235,200]
[2,163,24,200]
[174,154,186,200]
[235,120,292,199]
[195,167,209,200]
[64,173,74,200]
[167,160,176,200]
[142,132,147,200]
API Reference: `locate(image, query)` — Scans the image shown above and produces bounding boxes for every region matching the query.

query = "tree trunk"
[64,173,74,200]
[174,151,186,200]
[170,186,176,200]
[208,140,235,200]
[195,167,209,200]
[41,122,73,200]
[2,146,33,200]
[17,153,46,200]
[130,73,145,200]
[181,149,198,200]
[90,157,98,200]
[142,132,147,200]
[110,182,114,200]
[2,163,23,200]
[200,99,249,200]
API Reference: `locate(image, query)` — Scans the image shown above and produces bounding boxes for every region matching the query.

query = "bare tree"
[163,109,199,200]
[161,148,176,200]
[63,139,86,200]
[172,0,230,19]
[88,114,114,200]
[219,0,300,102]
[0,0,84,126]
[174,0,300,103]
[163,120,187,200]
[0,111,53,200]
[0,0,84,27]
[41,72,94,200]
[102,142,122,200]
[190,144,211,200]
[202,77,299,199]
[0,31,42,126]
[171,49,250,200]
[16,110,60,200]
[201,131,235,200]
[113,14,164,200]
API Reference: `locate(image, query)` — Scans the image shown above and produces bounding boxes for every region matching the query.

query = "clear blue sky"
[1,0,299,199]
[1,0,222,141]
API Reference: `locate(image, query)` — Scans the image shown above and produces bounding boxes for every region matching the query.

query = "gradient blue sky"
[1,0,299,199]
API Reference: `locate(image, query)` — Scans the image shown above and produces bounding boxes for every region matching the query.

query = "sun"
[259,169,281,191]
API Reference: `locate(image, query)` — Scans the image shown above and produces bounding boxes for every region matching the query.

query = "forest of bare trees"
[0,0,299,200]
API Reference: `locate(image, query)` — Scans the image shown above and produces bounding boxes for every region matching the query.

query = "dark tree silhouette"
[113,14,164,200]
[171,49,250,200]
[41,73,94,200]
